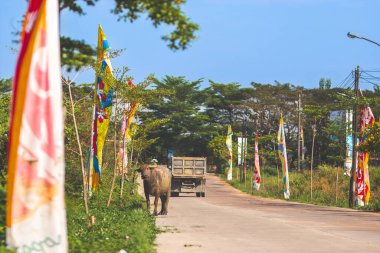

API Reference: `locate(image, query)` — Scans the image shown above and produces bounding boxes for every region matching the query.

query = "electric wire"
[360,76,380,88]
[335,71,355,90]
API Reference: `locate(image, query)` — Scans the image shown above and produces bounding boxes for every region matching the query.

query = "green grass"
[0,180,14,253]
[222,165,380,210]
[1,168,157,253]
[66,194,156,253]
[66,168,157,253]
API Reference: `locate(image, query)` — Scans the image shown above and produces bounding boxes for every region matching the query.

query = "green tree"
[0,78,12,175]
[319,78,325,89]
[58,0,199,70]
[208,135,229,172]
[326,79,331,89]
[358,121,380,157]
[0,78,12,94]
[140,76,211,161]
[62,81,94,191]
[324,115,346,165]
[204,81,253,126]
[302,88,343,167]
[249,82,299,134]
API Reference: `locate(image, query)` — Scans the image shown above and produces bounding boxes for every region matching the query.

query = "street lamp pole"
[347,32,380,47]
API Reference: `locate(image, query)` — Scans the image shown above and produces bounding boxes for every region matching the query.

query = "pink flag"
[117,80,138,175]
[6,0,67,251]
[253,131,261,190]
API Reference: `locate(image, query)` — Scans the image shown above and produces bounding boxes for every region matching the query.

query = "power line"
[360,76,380,88]
[360,69,380,73]
[361,71,380,81]
[335,71,355,89]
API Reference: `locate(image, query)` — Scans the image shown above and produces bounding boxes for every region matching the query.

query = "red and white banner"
[253,131,261,190]
[356,106,375,206]
[6,0,67,252]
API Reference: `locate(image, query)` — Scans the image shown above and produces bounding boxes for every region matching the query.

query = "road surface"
[155,174,380,253]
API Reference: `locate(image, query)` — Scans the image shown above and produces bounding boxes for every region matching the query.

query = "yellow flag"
[87,25,114,192]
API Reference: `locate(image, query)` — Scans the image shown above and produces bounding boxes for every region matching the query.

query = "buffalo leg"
[159,195,166,215]
[144,182,150,211]
[160,192,169,215]
[145,193,150,211]
[153,194,159,216]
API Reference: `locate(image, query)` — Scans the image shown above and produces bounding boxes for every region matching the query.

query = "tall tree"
[326,79,332,89]
[0,78,12,175]
[58,0,199,70]
[140,76,209,161]
[204,81,252,127]
[319,78,325,90]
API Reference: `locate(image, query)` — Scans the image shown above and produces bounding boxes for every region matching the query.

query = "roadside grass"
[222,165,380,210]
[0,179,14,253]
[0,166,157,253]
[65,165,157,253]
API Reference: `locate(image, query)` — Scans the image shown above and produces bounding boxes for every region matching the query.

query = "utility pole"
[349,66,360,208]
[297,91,302,171]
[242,116,247,182]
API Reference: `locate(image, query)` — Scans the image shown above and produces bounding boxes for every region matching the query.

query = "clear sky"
[1,0,379,90]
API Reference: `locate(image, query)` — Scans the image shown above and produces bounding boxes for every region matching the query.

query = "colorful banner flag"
[253,131,261,190]
[226,125,233,180]
[6,0,67,251]
[356,106,375,206]
[300,126,305,161]
[237,137,242,166]
[237,137,247,166]
[117,80,139,175]
[87,25,114,192]
[124,82,139,141]
[277,114,290,199]
[344,110,353,176]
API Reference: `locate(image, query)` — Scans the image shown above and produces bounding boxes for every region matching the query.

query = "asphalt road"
[155,173,380,253]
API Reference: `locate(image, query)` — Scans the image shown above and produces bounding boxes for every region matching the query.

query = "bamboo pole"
[336,167,339,203]
[127,115,138,195]
[262,158,265,191]
[274,139,280,191]
[310,120,317,201]
[245,137,247,183]
[130,115,138,167]
[88,106,95,196]
[64,75,89,215]
[120,136,127,197]
[107,91,118,207]
[120,106,129,198]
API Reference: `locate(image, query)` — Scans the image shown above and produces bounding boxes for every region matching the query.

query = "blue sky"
[1,0,379,89]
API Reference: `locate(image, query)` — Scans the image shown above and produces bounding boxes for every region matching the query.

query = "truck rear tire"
[201,192,205,197]
[171,192,179,197]
[196,192,201,197]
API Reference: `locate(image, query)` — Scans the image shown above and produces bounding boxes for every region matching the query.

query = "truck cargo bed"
[170,157,206,197]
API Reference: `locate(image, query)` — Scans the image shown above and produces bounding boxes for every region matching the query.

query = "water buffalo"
[137,164,171,215]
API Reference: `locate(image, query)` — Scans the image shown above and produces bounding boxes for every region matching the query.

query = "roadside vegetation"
[65,171,156,253]
[222,165,380,210]
[61,72,162,252]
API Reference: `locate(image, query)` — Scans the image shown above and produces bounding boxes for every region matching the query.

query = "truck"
[170,156,206,197]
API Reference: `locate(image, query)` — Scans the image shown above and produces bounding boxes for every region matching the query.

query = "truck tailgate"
[172,157,206,177]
